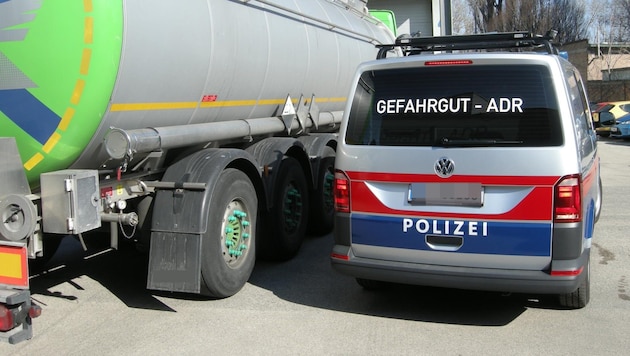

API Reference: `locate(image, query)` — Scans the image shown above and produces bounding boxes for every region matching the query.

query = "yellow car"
[592,101,630,136]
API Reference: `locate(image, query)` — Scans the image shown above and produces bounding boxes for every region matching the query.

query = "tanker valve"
[100,212,139,227]
[101,211,139,250]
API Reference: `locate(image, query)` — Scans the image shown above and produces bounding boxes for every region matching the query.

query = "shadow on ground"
[249,235,560,326]
[28,235,175,312]
[28,232,560,327]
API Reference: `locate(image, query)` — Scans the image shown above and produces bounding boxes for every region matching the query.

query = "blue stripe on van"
[351,214,552,256]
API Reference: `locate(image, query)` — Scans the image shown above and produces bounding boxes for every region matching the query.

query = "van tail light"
[554,175,581,222]
[334,170,350,213]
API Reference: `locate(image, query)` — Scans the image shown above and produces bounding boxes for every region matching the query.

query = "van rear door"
[339,58,568,271]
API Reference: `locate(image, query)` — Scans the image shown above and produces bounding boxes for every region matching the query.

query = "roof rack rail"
[376,30,559,59]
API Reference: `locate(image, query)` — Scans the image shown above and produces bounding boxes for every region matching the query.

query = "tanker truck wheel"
[200,168,257,298]
[308,146,336,235]
[259,157,309,261]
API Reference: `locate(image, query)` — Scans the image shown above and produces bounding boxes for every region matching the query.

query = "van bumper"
[331,244,589,295]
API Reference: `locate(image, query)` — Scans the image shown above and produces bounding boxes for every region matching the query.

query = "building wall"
[587,81,630,102]
[369,0,433,37]
[561,40,630,102]
[602,67,630,81]
[560,40,589,83]
[589,54,630,81]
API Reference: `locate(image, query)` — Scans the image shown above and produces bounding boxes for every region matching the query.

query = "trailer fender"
[297,134,337,188]
[147,148,261,295]
[298,134,337,235]
[245,137,311,211]
[246,137,313,260]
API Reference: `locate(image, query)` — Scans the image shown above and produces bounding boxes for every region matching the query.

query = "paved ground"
[2,137,629,355]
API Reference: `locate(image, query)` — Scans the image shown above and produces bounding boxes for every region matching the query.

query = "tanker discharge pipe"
[105,111,343,160]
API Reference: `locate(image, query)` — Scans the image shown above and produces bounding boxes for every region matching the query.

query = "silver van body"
[331,34,602,308]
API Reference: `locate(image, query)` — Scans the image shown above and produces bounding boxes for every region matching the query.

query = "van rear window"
[345,65,562,147]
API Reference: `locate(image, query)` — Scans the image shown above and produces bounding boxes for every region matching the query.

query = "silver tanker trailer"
[0,0,396,343]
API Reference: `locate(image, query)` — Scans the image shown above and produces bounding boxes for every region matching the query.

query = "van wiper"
[439,137,523,147]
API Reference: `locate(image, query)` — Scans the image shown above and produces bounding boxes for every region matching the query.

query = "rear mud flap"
[147,232,202,294]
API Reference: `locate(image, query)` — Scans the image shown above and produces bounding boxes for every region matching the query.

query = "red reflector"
[29,304,42,319]
[331,252,350,261]
[425,60,473,66]
[334,170,350,213]
[0,304,15,332]
[0,244,29,288]
[551,266,584,277]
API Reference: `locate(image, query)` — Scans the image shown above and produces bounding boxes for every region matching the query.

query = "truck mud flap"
[147,232,202,294]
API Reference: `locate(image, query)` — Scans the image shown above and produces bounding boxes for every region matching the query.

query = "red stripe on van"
[346,172,559,221]
[346,172,560,186]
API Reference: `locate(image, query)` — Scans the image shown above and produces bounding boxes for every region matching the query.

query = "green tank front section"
[0,0,122,185]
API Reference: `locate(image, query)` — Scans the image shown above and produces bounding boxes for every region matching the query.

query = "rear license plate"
[408,183,483,207]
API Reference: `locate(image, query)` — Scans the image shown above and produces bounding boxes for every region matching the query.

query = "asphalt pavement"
[1,137,629,355]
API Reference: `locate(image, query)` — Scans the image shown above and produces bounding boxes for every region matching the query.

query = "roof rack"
[376,30,559,59]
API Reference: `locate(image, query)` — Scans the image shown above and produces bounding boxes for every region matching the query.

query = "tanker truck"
[0,0,396,343]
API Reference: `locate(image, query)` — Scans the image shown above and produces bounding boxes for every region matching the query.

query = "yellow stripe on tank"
[84,17,94,44]
[256,99,288,106]
[24,153,44,171]
[43,133,61,153]
[315,97,347,103]
[110,97,347,112]
[60,108,75,131]
[80,49,92,75]
[110,102,199,111]
[201,99,258,108]
[83,0,93,12]
[70,79,86,105]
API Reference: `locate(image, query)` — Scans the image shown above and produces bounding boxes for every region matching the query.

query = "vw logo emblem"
[434,157,455,178]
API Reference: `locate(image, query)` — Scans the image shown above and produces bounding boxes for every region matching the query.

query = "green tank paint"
[369,10,397,37]
[0,0,122,185]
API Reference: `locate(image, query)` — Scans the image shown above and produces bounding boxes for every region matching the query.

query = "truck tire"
[558,258,590,309]
[200,168,257,298]
[308,146,336,235]
[259,156,309,261]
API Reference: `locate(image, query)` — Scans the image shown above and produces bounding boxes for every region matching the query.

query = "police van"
[331,32,602,308]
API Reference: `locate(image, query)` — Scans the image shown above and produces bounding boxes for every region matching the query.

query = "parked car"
[610,113,630,139]
[592,101,630,136]
[590,101,609,114]
[331,32,602,309]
